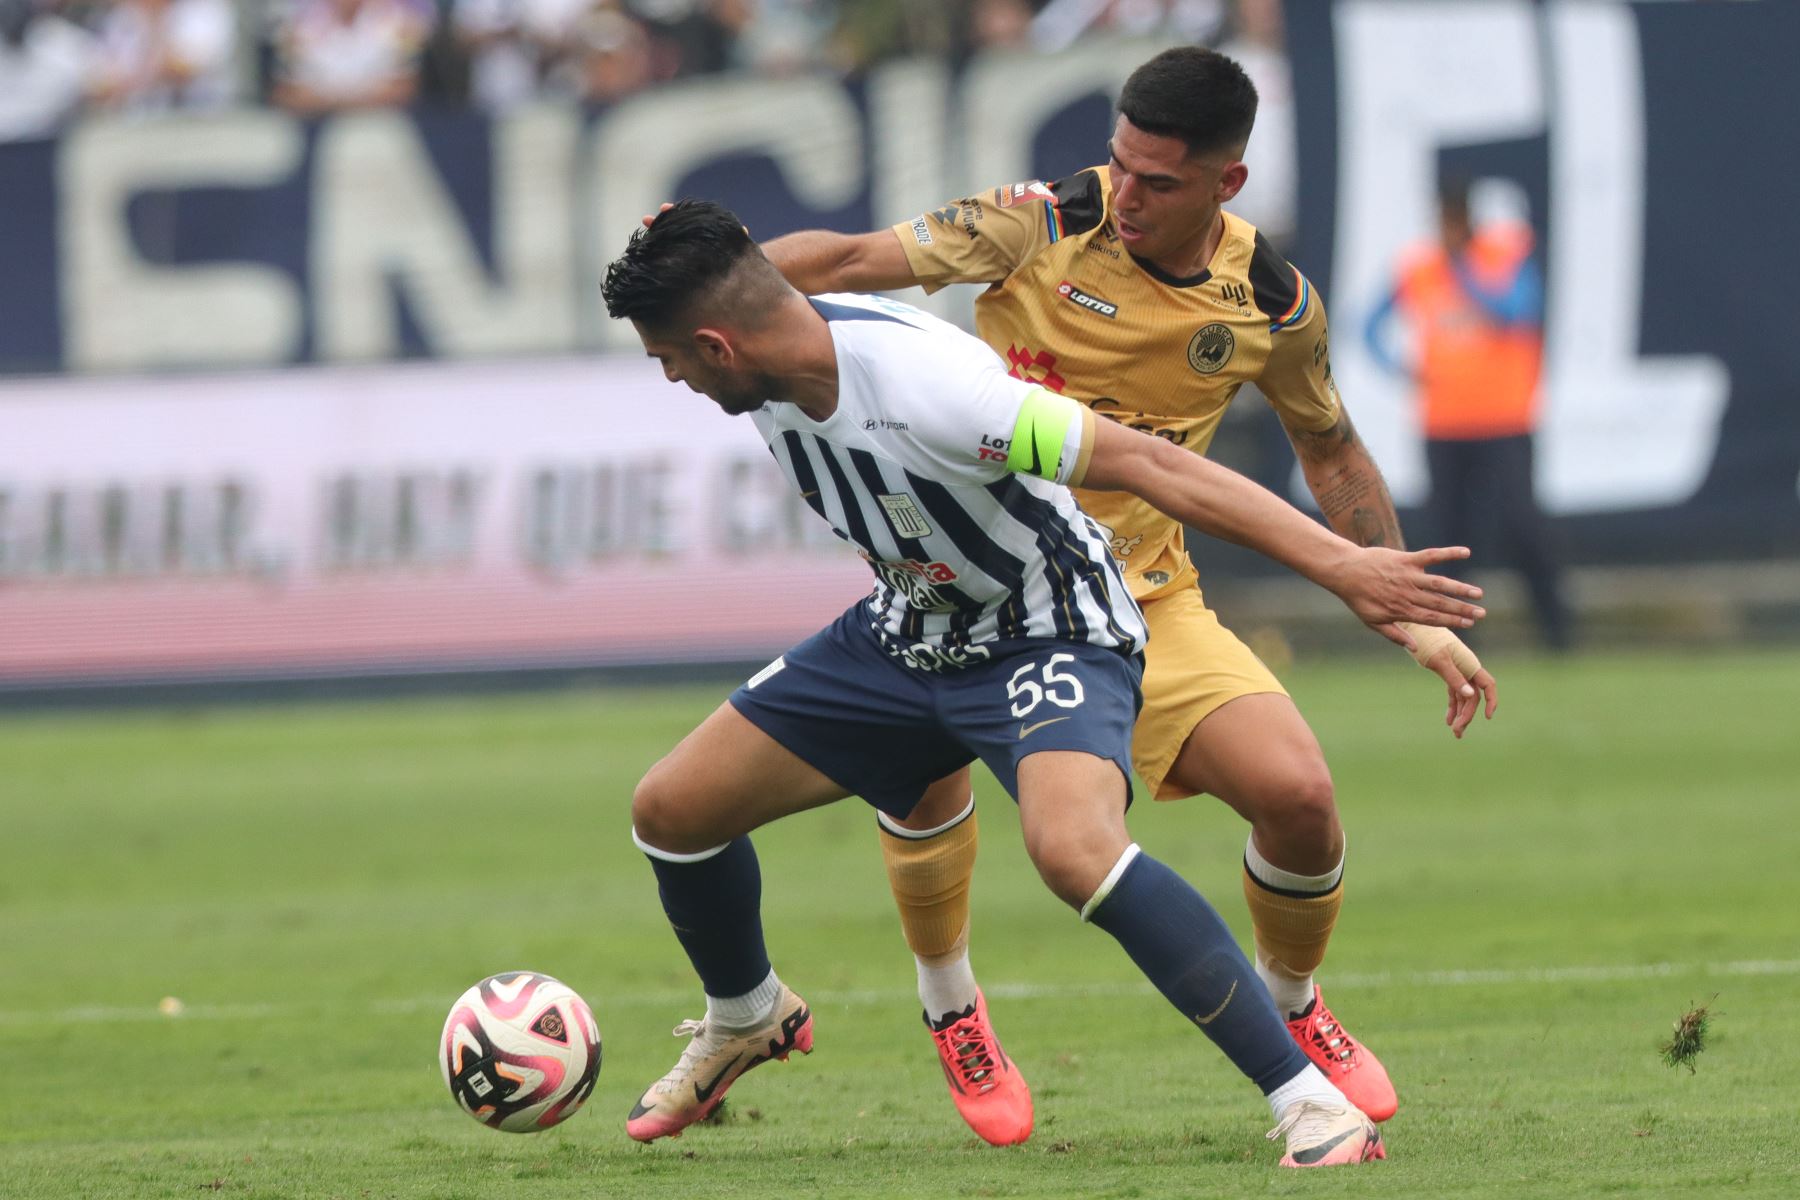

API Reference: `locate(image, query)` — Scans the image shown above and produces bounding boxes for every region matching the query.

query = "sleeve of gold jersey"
[889,181,1061,294]
[1248,230,1342,433]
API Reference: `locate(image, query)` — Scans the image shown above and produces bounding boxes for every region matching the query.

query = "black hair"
[601,199,766,329]
[1118,46,1259,158]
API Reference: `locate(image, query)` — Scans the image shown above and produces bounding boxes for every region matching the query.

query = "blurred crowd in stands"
[2,0,1286,138]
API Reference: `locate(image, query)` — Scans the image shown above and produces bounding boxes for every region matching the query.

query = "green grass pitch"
[2,649,1797,1198]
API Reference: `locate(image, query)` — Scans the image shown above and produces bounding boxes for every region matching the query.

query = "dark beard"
[715,370,782,416]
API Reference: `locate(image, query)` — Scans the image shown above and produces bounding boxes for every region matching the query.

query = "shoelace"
[1304,1009,1357,1066]
[1265,1099,1351,1144]
[937,1018,999,1092]
[650,1018,713,1096]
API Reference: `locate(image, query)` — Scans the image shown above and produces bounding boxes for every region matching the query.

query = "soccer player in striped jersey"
[759,45,1501,1133]
[603,200,1483,1166]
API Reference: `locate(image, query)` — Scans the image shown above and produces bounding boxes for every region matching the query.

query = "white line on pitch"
[1,959,1794,1029]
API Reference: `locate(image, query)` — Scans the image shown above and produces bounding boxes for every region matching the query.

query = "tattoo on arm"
[1285,411,1407,550]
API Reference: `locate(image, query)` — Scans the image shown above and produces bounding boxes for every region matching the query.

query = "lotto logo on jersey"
[995,180,1056,209]
[1057,281,1119,318]
[977,433,1010,462]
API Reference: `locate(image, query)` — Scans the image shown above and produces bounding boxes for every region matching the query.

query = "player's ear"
[1217,160,1249,204]
[693,328,733,367]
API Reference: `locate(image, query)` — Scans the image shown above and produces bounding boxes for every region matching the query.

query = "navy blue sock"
[1087,849,1309,1094]
[644,835,772,998]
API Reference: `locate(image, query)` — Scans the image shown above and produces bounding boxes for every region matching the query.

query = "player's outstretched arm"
[1283,408,1499,735]
[1078,415,1484,640]
[761,229,919,295]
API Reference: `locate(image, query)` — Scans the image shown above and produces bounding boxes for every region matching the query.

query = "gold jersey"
[892,168,1341,599]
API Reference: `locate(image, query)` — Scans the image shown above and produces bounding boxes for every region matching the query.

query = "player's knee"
[630,765,709,856]
[1252,760,1340,849]
[1023,821,1125,910]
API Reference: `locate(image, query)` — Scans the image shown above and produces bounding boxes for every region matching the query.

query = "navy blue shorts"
[729,602,1142,819]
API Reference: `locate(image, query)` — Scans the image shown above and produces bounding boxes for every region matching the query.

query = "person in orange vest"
[1365,177,1572,650]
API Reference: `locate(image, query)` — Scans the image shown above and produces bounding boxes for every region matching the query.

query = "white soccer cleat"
[625,984,814,1142]
[1268,1098,1385,1167]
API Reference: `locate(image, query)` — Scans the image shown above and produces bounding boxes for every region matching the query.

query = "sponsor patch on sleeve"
[996,180,1057,210]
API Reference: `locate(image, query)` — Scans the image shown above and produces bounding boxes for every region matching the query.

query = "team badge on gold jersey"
[1187,324,1235,375]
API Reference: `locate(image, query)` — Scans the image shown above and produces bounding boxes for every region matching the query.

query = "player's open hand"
[1335,545,1484,646]
[641,202,676,228]
[1395,623,1499,737]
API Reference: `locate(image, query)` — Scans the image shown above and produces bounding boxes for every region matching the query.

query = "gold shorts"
[1132,578,1288,801]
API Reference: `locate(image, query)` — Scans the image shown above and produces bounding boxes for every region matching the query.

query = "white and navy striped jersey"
[750,293,1146,667]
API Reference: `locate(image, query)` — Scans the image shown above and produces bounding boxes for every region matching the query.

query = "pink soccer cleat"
[1286,986,1398,1122]
[927,988,1033,1146]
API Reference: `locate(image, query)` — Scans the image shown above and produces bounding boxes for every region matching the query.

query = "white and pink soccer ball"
[439,972,602,1132]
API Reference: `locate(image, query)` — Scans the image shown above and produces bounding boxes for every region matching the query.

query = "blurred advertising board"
[1,2,1797,690]
[0,359,867,686]
[3,6,1796,562]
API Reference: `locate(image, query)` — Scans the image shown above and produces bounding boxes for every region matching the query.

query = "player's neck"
[761,297,841,421]
[1142,209,1225,281]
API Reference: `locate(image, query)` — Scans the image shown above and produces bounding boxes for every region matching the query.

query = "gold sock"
[879,807,978,966]
[1242,867,1342,985]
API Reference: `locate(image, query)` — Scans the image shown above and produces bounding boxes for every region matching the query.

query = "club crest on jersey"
[995,180,1056,209]
[1187,323,1235,375]
[878,492,933,539]
[1057,281,1119,319]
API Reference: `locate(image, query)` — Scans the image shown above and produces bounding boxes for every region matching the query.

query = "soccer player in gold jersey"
[754,45,1499,1142]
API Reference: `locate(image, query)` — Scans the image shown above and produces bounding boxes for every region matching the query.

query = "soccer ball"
[439,972,602,1132]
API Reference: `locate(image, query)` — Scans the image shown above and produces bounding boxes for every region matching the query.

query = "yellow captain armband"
[1007,388,1097,486]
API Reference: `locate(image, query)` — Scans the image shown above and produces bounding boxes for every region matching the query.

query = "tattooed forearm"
[1285,412,1407,549]
[1348,504,1399,548]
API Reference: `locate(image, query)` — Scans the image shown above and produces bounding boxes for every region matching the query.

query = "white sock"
[917,952,979,1026]
[1266,1062,1346,1120]
[706,968,782,1030]
[1257,965,1319,1023]
[1245,834,1343,1019]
